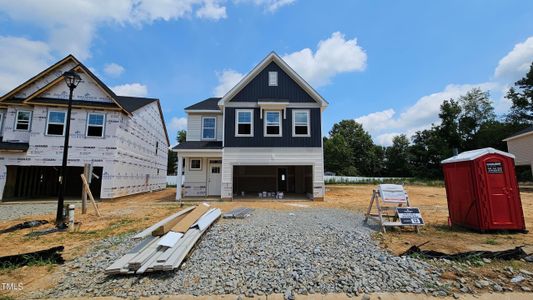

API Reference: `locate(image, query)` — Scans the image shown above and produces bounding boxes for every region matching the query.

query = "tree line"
[324,62,533,180]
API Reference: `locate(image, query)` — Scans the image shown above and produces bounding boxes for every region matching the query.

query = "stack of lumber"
[105,203,221,275]
[222,207,254,219]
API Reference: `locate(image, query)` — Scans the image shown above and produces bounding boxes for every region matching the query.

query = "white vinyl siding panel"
[507,135,533,166]
[186,113,223,141]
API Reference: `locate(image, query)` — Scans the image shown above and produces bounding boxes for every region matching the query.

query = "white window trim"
[235,109,254,137]
[86,112,106,138]
[292,109,311,137]
[264,110,282,137]
[45,110,67,136]
[201,116,217,140]
[268,71,278,86]
[189,158,202,171]
[15,110,32,131]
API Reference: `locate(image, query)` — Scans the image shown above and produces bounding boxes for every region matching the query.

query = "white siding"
[186,113,223,141]
[507,134,533,167]
[221,147,324,199]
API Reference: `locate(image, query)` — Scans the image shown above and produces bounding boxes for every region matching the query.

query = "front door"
[207,161,222,196]
[277,167,288,192]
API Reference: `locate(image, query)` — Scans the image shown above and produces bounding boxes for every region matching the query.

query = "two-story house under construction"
[0,55,169,200]
[173,52,327,200]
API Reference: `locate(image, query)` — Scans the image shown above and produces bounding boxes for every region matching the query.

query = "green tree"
[506,62,533,126]
[167,149,177,175]
[409,129,450,178]
[457,88,496,145]
[329,120,376,176]
[177,130,187,143]
[437,99,462,150]
[385,135,411,177]
[323,135,356,175]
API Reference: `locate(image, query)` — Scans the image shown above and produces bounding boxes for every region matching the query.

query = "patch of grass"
[69,218,136,239]
[0,296,16,300]
[484,238,499,245]
[325,177,444,186]
[0,255,57,270]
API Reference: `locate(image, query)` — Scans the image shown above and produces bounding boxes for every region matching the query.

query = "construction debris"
[0,220,49,234]
[105,204,221,275]
[223,207,254,219]
[401,244,528,260]
[0,246,64,268]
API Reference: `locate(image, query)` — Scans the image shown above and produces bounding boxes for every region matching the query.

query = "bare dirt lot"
[0,184,532,299]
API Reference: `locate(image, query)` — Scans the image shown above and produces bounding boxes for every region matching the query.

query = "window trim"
[15,110,32,131]
[86,112,106,138]
[0,112,4,136]
[292,109,311,137]
[45,110,67,136]
[264,110,282,137]
[268,71,278,86]
[189,158,202,171]
[201,116,217,140]
[235,109,254,137]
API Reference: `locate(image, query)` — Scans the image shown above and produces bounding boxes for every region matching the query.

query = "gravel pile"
[0,203,56,221]
[35,208,448,299]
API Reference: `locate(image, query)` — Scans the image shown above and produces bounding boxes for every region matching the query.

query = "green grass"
[0,254,57,271]
[484,238,499,245]
[0,296,17,300]
[325,177,444,186]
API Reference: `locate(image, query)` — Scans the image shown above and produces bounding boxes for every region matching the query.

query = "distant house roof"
[503,126,533,142]
[172,141,223,150]
[115,96,158,113]
[441,147,515,164]
[185,97,221,111]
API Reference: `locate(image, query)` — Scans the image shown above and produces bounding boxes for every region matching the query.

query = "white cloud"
[237,0,296,12]
[494,37,533,81]
[0,0,228,60]
[0,36,53,94]
[282,32,367,87]
[104,63,125,77]
[169,116,188,131]
[111,83,148,97]
[196,0,227,19]
[213,69,244,97]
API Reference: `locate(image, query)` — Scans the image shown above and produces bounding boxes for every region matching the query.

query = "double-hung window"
[190,159,201,170]
[235,109,253,137]
[293,110,310,137]
[268,71,278,86]
[86,113,105,137]
[264,111,281,137]
[46,111,66,136]
[202,117,216,140]
[15,110,32,131]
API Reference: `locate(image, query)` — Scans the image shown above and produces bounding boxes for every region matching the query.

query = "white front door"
[208,161,222,196]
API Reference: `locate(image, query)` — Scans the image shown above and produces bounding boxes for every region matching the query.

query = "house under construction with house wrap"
[0,55,169,200]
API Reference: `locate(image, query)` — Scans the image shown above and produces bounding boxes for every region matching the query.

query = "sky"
[0,0,532,145]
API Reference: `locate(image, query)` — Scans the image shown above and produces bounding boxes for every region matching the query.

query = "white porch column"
[176,155,183,200]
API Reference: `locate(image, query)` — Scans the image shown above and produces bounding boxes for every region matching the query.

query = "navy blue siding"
[224,108,322,147]
[230,62,316,103]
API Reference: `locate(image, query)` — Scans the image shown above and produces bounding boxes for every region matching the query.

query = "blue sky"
[1,0,533,145]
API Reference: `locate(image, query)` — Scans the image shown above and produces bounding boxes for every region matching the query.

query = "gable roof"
[185,97,221,111]
[503,125,533,142]
[441,147,515,164]
[116,96,158,113]
[218,52,328,107]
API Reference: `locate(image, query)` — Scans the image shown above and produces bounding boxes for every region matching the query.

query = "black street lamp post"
[55,70,82,227]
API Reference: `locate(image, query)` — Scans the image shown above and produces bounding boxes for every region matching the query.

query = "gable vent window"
[235,109,253,137]
[293,110,310,137]
[46,111,66,136]
[86,113,105,137]
[268,71,278,86]
[264,111,282,137]
[202,117,216,140]
[15,110,32,131]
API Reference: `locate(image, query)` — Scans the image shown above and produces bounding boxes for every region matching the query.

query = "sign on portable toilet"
[441,148,526,231]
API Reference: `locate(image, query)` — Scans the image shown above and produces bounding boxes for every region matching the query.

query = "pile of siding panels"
[222,207,254,219]
[105,204,221,275]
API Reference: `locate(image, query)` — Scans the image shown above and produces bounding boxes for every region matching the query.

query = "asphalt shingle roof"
[506,125,533,140]
[172,141,223,150]
[185,97,221,111]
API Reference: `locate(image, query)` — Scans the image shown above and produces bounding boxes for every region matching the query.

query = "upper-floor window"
[46,111,66,136]
[15,110,32,131]
[235,109,253,137]
[268,71,278,86]
[86,113,105,137]
[264,111,282,137]
[202,116,216,140]
[293,110,310,137]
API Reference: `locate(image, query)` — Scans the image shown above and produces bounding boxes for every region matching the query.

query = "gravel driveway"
[0,203,56,221]
[35,208,448,299]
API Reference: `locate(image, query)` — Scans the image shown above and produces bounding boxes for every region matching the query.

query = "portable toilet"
[441,147,526,231]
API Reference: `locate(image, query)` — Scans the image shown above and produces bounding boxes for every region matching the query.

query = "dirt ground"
[1,184,532,299]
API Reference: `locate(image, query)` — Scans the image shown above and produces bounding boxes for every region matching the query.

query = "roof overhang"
[218,52,328,108]
[184,109,222,114]
[257,101,289,119]
[503,130,533,142]
[441,147,515,164]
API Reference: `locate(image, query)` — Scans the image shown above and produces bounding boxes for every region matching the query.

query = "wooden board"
[133,206,194,240]
[171,203,210,233]
[151,213,189,237]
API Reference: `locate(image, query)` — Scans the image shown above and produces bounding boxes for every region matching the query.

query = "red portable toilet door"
[481,157,515,227]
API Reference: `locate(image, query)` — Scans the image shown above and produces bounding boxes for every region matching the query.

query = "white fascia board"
[218,52,328,108]
[503,130,533,142]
